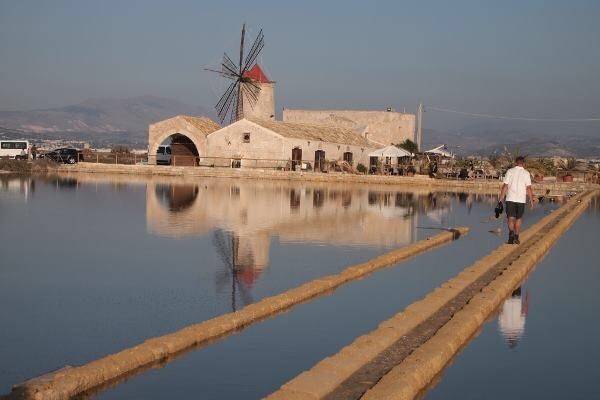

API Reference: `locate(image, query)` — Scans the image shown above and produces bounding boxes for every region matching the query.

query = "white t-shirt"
[503,166,532,203]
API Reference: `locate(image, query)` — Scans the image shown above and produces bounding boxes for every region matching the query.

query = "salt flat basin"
[423,196,600,400]
[0,173,558,396]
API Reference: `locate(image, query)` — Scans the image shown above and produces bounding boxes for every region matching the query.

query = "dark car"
[41,148,82,164]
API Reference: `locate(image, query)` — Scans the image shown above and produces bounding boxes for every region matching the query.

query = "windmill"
[213,229,254,311]
[205,24,265,124]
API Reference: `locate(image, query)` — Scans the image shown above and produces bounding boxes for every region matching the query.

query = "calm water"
[424,196,600,400]
[0,174,557,397]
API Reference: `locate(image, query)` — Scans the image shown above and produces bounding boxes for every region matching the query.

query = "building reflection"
[143,180,482,304]
[498,286,529,349]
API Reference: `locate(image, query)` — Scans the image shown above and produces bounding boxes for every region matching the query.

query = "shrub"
[357,163,367,174]
[397,139,419,154]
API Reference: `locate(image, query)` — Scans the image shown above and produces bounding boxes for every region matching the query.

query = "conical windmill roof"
[243,64,272,83]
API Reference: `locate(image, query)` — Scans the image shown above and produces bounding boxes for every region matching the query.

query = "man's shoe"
[514,235,520,245]
[507,231,515,244]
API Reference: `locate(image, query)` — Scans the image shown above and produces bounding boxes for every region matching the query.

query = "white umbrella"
[368,145,413,158]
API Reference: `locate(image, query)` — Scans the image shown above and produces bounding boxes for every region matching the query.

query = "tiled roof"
[179,115,221,134]
[248,118,373,147]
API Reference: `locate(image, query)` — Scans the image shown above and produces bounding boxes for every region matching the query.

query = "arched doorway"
[156,133,200,166]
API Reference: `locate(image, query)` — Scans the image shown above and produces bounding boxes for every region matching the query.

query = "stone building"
[147,63,413,167]
[282,109,415,146]
[148,115,220,164]
[205,118,377,170]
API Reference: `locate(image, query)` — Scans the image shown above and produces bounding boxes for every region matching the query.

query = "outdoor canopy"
[425,145,453,158]
[368,145,413,158]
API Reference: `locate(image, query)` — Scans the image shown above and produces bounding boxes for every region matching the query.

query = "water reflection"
[1,174,505,314]
[213,229,265,311]
[143,180,506,304]
[498,286,529,349]
[0,175,34,201]
[155,184,199,212]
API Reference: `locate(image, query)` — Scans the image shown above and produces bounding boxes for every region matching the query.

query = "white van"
[0,140,29,159]
[156,145,171,165]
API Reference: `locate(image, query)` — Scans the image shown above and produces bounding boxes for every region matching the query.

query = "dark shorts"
[505,201,525,219]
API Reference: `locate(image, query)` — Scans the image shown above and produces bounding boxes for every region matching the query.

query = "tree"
[397,139,418,153]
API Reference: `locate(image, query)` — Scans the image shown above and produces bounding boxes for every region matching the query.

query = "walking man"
[499,156,536,244]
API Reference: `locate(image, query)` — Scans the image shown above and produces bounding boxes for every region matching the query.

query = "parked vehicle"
[156,145,171,165]
[41,148,81,164]
[0,140,29,159]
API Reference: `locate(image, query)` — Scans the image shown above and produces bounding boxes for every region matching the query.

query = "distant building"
[282,108,416,146]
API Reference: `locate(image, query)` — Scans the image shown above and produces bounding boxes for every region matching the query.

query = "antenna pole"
[417,102,423,151]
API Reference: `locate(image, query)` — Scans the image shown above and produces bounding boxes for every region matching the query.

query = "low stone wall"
[59,162,593,194]
[265,190,596,400]
[7,228,468,400]
[362,191,595,400]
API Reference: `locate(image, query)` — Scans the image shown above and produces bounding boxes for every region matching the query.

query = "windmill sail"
[205,24,266,124]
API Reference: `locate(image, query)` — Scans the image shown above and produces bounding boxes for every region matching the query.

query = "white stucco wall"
[207,119,376,169]
[206,119,285,167]
[242,82,275,121]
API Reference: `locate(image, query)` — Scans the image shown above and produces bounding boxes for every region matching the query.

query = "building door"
[314,150,325,172]
[343,151,353,165]
[291,147,302,171]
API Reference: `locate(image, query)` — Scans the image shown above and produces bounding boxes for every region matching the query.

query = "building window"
[243,133,251,143]
[343,152,353,165]
[231,159,241,168]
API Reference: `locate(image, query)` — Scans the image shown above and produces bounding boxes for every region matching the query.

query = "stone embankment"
[7,228,468,400]
[59,162,593,194]
[265,190,596,400]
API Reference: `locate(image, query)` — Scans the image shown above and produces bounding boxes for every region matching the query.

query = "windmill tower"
[206,24,275,123]
[242,64,275,120]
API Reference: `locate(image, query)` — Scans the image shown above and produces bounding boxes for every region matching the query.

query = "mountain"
[0,96,214,146]
[423,123,600,158]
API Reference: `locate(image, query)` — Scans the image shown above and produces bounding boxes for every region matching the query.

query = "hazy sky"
[1,0,599,130]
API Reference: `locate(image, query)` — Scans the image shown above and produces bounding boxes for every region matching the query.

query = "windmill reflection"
[213,229,271,311]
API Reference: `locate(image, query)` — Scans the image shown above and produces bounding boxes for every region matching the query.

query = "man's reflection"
[498,286,529,349]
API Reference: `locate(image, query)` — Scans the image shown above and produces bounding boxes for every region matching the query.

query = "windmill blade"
[216,81,237,112]
[212,230,234,267]
[234,274,254,306]
[241,83,259,103]
[204,67,237,80]
[241,85,259,111]
[239,23,246,74]
[242,29,264,73]
[217,81,239,123]
[230,87,242,123]
[222,53,240,78]
[215,270,232,292]
[244,77,262,93]
[243,29,264,69]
